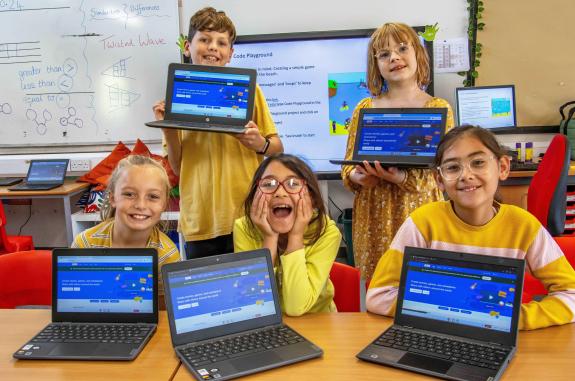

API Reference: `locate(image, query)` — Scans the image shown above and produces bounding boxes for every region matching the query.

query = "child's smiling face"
[186,30,233,66]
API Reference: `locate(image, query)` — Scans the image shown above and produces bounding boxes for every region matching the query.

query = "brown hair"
[188,7,236,46]
[434,125,507,167]
[100,155,171,226]
[367,23,430,97]
[242,154,327,244]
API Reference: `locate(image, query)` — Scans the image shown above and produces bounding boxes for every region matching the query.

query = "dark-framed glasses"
[258,177,306,194]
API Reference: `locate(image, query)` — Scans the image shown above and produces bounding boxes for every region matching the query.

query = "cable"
[18,203,33,235]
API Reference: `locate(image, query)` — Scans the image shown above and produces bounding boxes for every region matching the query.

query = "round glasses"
[437,155,497,181]
[258,177,305,194]
[374,43,411,61]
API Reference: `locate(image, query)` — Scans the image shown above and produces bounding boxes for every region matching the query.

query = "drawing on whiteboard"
[0,40,41,65]
[105,82,141,112]
[101,57,134,79]
[56,93,71,109]
[90,4,172,29]
[0,102,12,115]
[59,106,83,128]
[26,108,52,136]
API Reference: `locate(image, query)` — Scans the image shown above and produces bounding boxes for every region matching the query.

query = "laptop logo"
[206,117,210,122]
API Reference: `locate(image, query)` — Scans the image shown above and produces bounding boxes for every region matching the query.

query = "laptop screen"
[400,254,519,333]
[166,256,277,335]
[56,255,155,314]
[170,69,251,120]
[456,85,516,128]
[357,112,444,158]
[28,160,68,183]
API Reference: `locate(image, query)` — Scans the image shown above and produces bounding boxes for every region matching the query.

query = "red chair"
[330,261,361,312]
[0,250,52,308]
[0,201,34,255]
[527,134,571,236]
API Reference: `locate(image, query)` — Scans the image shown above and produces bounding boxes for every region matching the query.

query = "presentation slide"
[232,37,371,172]
[401,260,517,332]
[171,71,250,119]
[169,260,276,334]
[56,256,154,313]
[457,87,515,128]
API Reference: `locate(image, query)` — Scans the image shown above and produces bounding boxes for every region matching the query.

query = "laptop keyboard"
[30,323,153,344]
[180,325,305,367]
[374,327,510,370]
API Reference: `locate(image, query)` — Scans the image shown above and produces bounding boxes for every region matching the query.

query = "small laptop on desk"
[13,248,158,361]
[357,246,525,381]
[330,108,447,168]
[9,159,69,191]
[162,249,323,381]
[145,63,257,134]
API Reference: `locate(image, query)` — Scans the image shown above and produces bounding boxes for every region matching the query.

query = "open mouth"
[458,185,481,192]
[203,55,219,63]
[129,214,150,221]
[272,204,293,218]
[390,65,406,72]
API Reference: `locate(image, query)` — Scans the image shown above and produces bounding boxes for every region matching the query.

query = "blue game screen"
[167,257,276,334]
[357,113,443,157]
[56,256,154,314]
[171,70,250,119]
[401,256,518,332]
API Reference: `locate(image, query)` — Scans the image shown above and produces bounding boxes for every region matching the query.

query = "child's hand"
[152,100,166,120]
[290,187,313,238]
[250,190,277,238]
[233,121,267,152]
[360,161,406,185]
[350,166,380,188]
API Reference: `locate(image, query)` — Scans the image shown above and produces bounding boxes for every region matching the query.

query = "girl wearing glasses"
[341,23,454,279]
[234,154,342,316]
[367,126,575,330]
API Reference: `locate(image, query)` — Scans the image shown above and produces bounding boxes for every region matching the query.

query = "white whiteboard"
[0,0,180,147]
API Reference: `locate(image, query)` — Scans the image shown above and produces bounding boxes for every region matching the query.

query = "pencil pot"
[560,101,575,158]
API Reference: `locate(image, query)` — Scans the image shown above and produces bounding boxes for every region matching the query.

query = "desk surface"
[0,180,89,197]
[171,313,575,381]
[0,310,179,381]
[507,162,575,178]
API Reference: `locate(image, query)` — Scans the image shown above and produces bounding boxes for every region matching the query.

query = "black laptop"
[13,248,158,361]
[162,249,323,381]
[9,159,69,191]
[330,108,447,168]
[145,63,257,134]
[357,247,525,381]
[0,177,23,186]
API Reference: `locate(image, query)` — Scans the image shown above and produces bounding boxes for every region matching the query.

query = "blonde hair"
[367,22,430,97]
[100,155,171,226]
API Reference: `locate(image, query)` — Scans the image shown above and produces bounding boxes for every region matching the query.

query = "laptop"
[145,63,257,134]
[162,249,323,381]
[9,159,69,191]
[13,248,159,361]
[330,108,447,168]
[456,85,517,129]
[0,177,23,186]
[357,247,525,381]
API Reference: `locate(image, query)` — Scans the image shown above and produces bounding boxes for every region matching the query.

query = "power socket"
[70,159,91,172]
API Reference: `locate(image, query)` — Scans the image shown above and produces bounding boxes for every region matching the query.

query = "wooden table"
[0,180,89,245]
[0,309,179,381]
[170,313,575,381]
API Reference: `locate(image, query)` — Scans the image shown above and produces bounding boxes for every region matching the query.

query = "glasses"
[258,177,306,194]
[437,155,497,181]
[374,43,411,61]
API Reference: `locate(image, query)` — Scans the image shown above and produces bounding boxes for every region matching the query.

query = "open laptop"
[13,248,158,361]
[162,249,323,381]
[145,63,257,134]
[456,85,517,129]
[330,108,447,168]
[9,159,69,191]
[357,247,525,381]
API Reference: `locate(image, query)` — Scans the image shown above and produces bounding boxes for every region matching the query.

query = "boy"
[153,7,283,259]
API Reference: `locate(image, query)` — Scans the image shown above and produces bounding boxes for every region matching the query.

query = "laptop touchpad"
[49,343,99,356]
[230,352,282,372]
[398,353,452,374]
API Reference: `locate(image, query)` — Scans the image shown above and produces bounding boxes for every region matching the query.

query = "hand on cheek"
[291,187,313,237]
[250,190,277,238]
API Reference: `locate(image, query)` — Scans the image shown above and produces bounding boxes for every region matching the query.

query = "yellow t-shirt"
[177,85,277,241]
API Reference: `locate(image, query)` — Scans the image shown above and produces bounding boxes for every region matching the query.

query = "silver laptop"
[357,247,525,381]
[162,249,323,381]
[145,63,256,134]
[9,159,69,191]
[330,108,447,168]
[14,248,158,361]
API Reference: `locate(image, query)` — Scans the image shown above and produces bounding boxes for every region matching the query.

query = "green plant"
[458,0,483,86]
